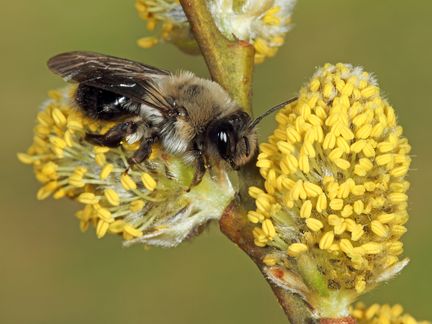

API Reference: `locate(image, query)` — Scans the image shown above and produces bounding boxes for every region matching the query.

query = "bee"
[48,51,296,186]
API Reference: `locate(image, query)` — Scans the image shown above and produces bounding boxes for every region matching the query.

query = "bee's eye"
[216,130,230,159]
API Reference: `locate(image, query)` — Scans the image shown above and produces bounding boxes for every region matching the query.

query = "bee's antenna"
[248,97,298,130]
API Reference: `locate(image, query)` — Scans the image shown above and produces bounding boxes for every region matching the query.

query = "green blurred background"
[2,1,432,323]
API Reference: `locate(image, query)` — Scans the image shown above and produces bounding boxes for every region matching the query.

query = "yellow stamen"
[77,192,99,205]
[287,243,308,257]
[120,174,137,191]
[100,164,114,180]
[104,189,120,206]
[141,172,157,191]
[137,36,159,48]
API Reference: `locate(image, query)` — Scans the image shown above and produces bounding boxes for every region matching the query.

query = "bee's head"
[209,112,257,169]
[208,98,298,170]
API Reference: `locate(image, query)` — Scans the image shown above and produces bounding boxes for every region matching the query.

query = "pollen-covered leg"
[188,150,206,190]
[128,134,159,166]
[85,121,138,147]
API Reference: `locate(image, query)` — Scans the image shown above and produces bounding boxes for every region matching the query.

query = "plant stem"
[178,1,315,323]
[220,202,313,323]
[179,0,254,112]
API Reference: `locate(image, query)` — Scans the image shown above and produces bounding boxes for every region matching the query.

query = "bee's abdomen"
[75,84,134,121]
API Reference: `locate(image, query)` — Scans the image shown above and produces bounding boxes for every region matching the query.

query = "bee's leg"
[85,121,137,148]
[127,133,159,166]
[188,152,206,190]
[188,138,207,190]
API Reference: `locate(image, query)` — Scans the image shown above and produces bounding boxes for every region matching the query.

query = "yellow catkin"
[350,302,430,324]
[21,86,239,247]
[246,63,411,294]
[135,0,294,64]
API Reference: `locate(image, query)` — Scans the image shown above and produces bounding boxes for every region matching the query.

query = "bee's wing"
[47,51,172,111]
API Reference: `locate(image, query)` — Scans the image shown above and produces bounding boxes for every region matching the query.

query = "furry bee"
[48,51,295,186]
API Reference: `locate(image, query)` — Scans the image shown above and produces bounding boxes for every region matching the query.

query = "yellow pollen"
[53,189,66,199]
[388,193,408,203]
[141,172,157,191]
[300,200,312,218]
[303,181,322,197]
[17,153,34,164]
[130,199,145,212]
[262,219,276,239]
[291,180,307,200]
[371,220,388,238]
[341,205,353,217]
[109,220,126,234]
[77,192,99,205]
[41,162,58,177]
[137,36,159,48]
[353,200,364,214]
[36,181,58,200]
[68,174,85,188]
[330,198,344,211]
[351,225,365,241]
[305,218,323,232]
[287,243,308,257]
[263,255,278,266]
[100,163,114,179]
[355,276,366,293]
[123,225,143,239]
[52,108,67,127]
[120,173,137,191]
[340,239,354,256]
[316,193,328,213]
[104,189,120,206]
[361,242,382,255]
[49,136,66,149]
[257,159,273,168]
[256,195,272,213]
[319,231,335,250]
[95,205,113,223]
[95,153,106,166]
[249,186,264,199]
[96,220,110,239]
[334,158,351,170]
[236,63,414,294]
